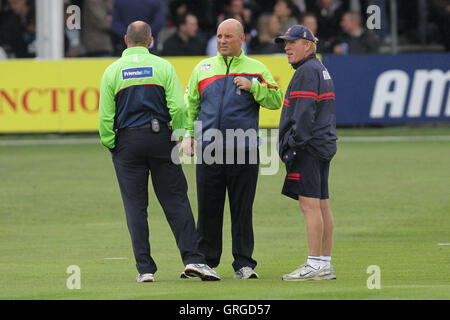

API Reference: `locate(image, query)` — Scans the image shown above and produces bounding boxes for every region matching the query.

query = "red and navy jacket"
[186,51,283,150]
[278,54,338,162]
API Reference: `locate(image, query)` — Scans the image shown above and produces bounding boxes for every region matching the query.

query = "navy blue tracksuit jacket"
[278,54,338,162]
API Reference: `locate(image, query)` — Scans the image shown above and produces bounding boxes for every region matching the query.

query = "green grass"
[0,124,449,141]
[337,125,450,137]
[0,128,449,300]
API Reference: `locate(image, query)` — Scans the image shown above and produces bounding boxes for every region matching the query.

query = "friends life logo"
[121,67,154,80]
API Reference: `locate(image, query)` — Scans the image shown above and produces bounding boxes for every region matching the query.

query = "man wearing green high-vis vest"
[99,21,220,283]
[182,18,283,279]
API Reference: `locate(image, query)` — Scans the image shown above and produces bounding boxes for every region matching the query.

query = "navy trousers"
[196,149,259,271]
[112,126,204,274]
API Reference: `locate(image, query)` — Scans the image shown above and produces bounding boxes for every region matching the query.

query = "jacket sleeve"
[184,65,201,138]
[164,62,187,140]
[287,68,320,150]
[98,67,116,150]
[249,65,283,110]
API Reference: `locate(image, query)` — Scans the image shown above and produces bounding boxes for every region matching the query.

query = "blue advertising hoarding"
[321,53,450,125]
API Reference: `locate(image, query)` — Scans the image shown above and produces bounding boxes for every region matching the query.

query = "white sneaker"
[234,267,259,279]
[184,264,221,281]
[180,271,197,279]
[282,264,335,281]
[136,273,155,282]
[326,265,337,280]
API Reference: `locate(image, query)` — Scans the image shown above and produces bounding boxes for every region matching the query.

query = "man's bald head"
[216,18,245,57]
[218,18,244,37]
[126,21,152,47]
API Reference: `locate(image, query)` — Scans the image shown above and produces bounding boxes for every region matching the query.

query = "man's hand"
[181,137,195,157]
[233,76,252,91]
[282,149,296,164]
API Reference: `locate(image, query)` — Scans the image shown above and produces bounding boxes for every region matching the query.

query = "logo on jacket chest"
[201,64,211,71]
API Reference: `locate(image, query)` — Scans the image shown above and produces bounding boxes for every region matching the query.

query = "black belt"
[127,123,152,130]
[118,122,172,131]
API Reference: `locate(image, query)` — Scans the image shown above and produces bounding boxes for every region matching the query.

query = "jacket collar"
[217,49,245,65]
[291,53,316,69]
[122,46,150,57]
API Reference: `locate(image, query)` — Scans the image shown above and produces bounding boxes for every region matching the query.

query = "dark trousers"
[112,126,204,274]
[196,150,259,271]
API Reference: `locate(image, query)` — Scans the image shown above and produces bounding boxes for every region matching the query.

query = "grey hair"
[126,21,152,45]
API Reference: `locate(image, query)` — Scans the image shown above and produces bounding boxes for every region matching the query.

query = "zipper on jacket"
[217,56,233,130]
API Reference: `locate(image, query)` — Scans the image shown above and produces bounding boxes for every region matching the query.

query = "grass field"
[0,127,449,300]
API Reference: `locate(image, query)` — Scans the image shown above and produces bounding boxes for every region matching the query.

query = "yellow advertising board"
[0,55,295,133]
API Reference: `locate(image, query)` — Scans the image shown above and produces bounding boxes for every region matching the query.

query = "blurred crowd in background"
[0,0,449,59]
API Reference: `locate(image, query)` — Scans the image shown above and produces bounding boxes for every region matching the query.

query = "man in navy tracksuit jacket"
[275,25,338,281]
